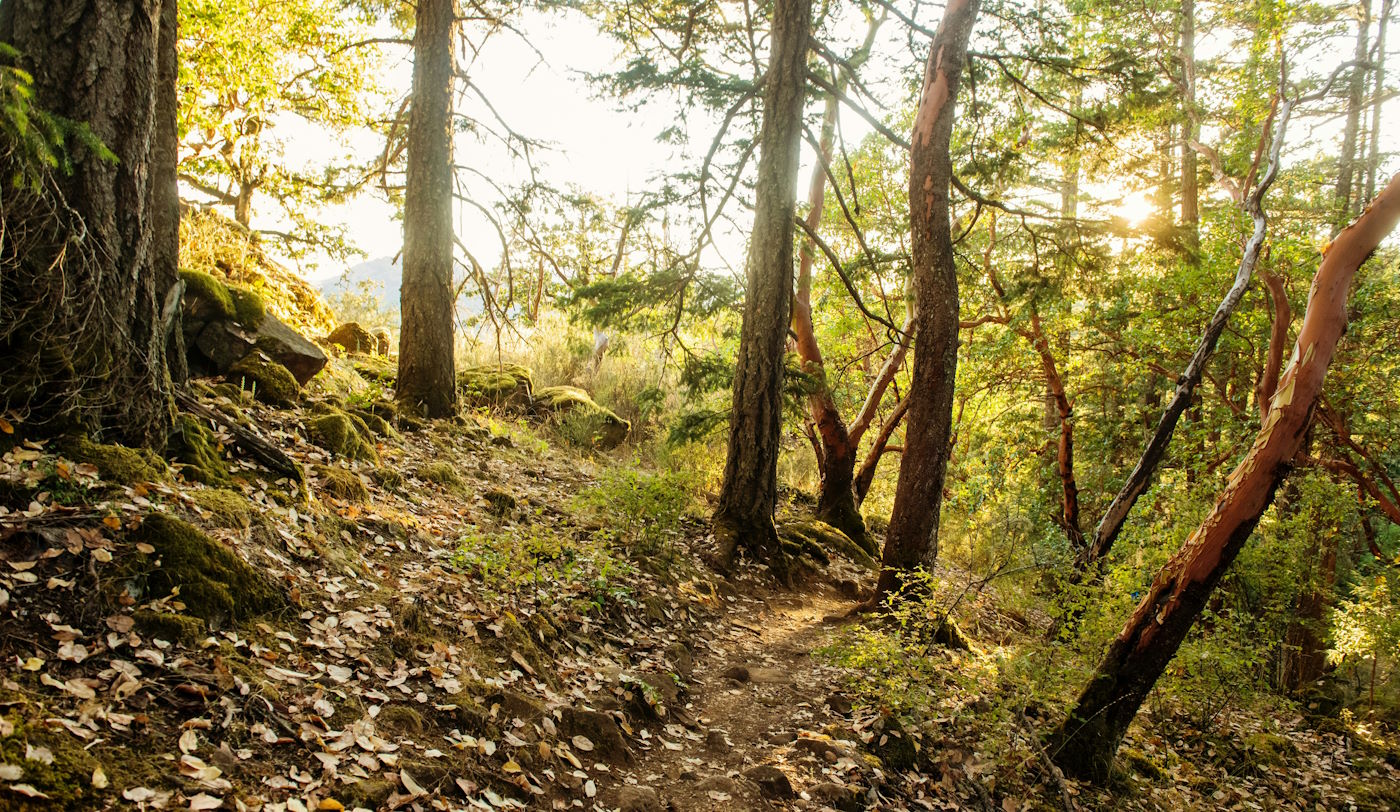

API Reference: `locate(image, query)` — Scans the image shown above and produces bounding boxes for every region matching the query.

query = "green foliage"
[176,0,388,258]
[0,43,115,190]
[572,466,697,570]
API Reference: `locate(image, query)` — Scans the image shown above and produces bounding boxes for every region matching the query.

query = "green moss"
[228,284,266,327]
[125,513,284,627]
[458,364,533,408]
[1244,732,1296,768]
[316,465,369,504]
[229,353,300,407]
[338,779,394,811]
[180,269,235,319]
[1120,747,1166,780]
[417,462,466,491]
[778,519,876,569]
[306,410,378,462]
[189,488,253,530]
[349,353,397,384]
[349,408,398,439]
[533,385,629,449]
[64,436,167,485]
[376,705,424,735]
[870,714,918,771]
[372,468,404,489]
[0,716,102,808]
[169,414,230,486]
[133,609,204,645]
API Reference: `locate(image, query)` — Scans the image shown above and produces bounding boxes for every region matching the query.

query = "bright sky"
[265,4,1399,284]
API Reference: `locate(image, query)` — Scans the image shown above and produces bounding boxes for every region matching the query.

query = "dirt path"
[602,588,883,812]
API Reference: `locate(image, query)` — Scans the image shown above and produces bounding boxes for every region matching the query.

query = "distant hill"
[319,256,401,307]
[320,255,483,319]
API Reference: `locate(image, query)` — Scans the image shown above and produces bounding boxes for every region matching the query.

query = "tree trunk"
[1180,0,1200,248]
[871,0,980,603]
[1049,173,1400,783]
[854,396,910,504]
[712,0,812,583]
[1336,0,1372,230]
[397,0,458,418]
[791,15,885,545]
[1256,268,1290,419]
[1368,0,1393,201]
[793,88,865,542]
[0,0,180,448]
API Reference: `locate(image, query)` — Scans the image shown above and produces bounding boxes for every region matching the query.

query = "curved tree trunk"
[872,0,980,603]
[712,0,812,584]
[1049,173,1400,783]
[397,0,458,418]
[0,0,181,448]
[791,13,886,546]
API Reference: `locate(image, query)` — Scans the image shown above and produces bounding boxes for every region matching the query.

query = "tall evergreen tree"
[712,0,813,583]
[0,0,182,447]
[397,0,458,418]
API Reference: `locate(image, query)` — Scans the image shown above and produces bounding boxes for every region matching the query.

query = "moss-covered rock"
[778,519,876,569]
[189,488,254,531]
[349,352,397,385]
[63,437,168,485]
[180,268,235,322]
[125,513,283,627]
[1243,732,1296,768]
[458,364,533,408]
[533,385,630,449]
[375,704,424,735]
[349,408,398,439]
[229,352,300,407]
[372,468,404,489]
[869,714,918,771]
[338,779,394,811]
[306,410,378,462]
[326,322,375,354]
[0,716,103,808]
[168,414,230,486]
[316,465,369,504]
[417,462,466,492]
[133,609,204,645]
[228,284,266,327]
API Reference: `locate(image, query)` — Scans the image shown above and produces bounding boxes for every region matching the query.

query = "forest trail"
[606,588,873,812]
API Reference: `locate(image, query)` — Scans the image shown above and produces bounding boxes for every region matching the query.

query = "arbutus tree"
[869,0,981,604]
[1048,171,1400,783]
[789,9,911,549]
[712,0,813,584]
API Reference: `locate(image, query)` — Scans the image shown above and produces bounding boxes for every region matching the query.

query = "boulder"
[532,385,630,449]
[372,328,391,355]
[190,311,327,387]
[326,321,375,354]
[458,364,534,408]
[229,352,300,407]
[253,316,328,385]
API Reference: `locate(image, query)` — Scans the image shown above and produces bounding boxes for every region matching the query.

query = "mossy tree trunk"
[0,0,181,447]
[1049,174,1400,783]
[871,0,979,603]
[397,0,458,418]
[712,0,812,584]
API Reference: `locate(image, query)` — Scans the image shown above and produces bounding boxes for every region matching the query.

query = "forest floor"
[0,375,1398,811]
